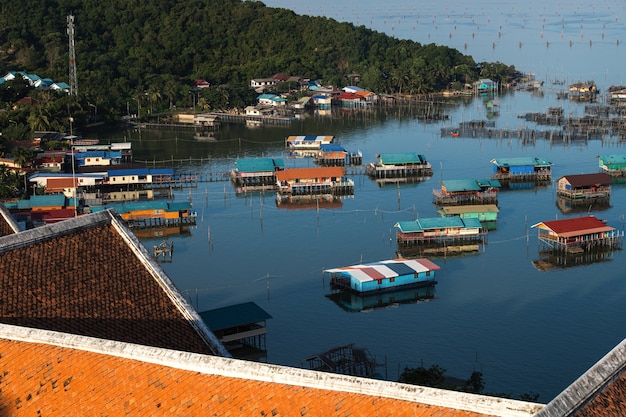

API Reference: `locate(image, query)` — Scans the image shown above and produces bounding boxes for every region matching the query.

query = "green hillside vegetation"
[0,0,519,144]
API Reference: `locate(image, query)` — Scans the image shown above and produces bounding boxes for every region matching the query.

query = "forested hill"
[0,0,517,115]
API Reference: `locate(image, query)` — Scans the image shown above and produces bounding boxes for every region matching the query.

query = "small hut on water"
[433,178,501,206]
[556,173,612,203]
[490,157,552,186]
[230,157,284,192]
[599,153,626,177]
[394,216,485,247]
[367,152,433,182]
[531,215,623,254]
[275,166,354,196]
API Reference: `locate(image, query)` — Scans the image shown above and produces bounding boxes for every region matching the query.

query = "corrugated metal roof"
[599,153,626,165]
[379,152,426,165]
[442,179,482,192]
[532,215,615,237]
[320,143,346,152]
[235,158,283,173]
[476,179,502,188]
[199,302,272,331]
[560,173,612,187]
[275,167,344,181]
[395,217,481,232]
[439,205,499,215]
[324,258,440,283]
[490,157,552,167]
[285,135,334,145]
[17,194,66,209]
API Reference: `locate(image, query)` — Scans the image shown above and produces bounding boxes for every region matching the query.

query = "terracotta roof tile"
[0,212,222,355]
[0,335,536,417]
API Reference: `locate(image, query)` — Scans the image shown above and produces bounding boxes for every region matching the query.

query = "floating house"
[531,215,623,254]
[312,144,362,167]
[395,217,485,247]
[366,152,433,182]
[432,179,501,206]
[324,258,440,294]
[100,200,196,228]
[73,150,123,167]
[199,302,272,361]
[230,157,284,192]
[556,173,612,202]
[314,143,348,166]
[275,167,354,196]
[437,204,499,230]
[475,78,498,92]
[568,81,598,101]
[490,157,552,185]
[106,168,175,187]
[599,153,626,177]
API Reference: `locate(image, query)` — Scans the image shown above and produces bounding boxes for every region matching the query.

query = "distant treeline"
[0,0,520,132]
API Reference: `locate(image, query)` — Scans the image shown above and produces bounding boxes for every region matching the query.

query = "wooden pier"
[126,212,197,229]
[205,112,292,125]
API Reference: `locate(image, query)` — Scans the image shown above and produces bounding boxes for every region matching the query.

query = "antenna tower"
[67,14,78,95]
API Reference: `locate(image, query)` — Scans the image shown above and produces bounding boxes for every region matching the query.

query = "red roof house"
[531,215,622,252]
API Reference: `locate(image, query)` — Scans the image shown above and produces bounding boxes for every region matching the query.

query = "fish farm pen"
[441,103,626,143]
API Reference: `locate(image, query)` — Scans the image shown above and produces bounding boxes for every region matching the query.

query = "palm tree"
[146,86,161,114]
[162,79,178,110]
[27,106,52,132]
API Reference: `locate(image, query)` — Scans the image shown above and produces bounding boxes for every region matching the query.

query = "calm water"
[99,1,626,401]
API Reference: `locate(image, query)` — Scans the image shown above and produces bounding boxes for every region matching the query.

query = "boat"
[450,130,460,137]
[324,258,440,294]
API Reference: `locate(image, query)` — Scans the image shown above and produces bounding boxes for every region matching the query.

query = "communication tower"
[67,14,78,95]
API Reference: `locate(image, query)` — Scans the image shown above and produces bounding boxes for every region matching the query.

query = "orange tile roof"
[275,166,345,181]
[0,325,543,417]
[0,210,227,356]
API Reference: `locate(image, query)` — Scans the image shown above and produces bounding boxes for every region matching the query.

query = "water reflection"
[532,247,616,270]
[326,284,436,312]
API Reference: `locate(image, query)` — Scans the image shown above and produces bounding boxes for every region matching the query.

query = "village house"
[556,173,612,201]
[433,178,501,206]
[275,166,353,196]
[598,153,626,176]
[532,215,623,254]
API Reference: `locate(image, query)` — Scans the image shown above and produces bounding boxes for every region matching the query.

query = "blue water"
[102,0,626,401]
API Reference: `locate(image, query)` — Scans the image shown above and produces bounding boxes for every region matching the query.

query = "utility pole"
[67,14,78,96]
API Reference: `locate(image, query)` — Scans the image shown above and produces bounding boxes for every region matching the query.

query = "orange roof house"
[275,166,344,182]
[275,167,353,196]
